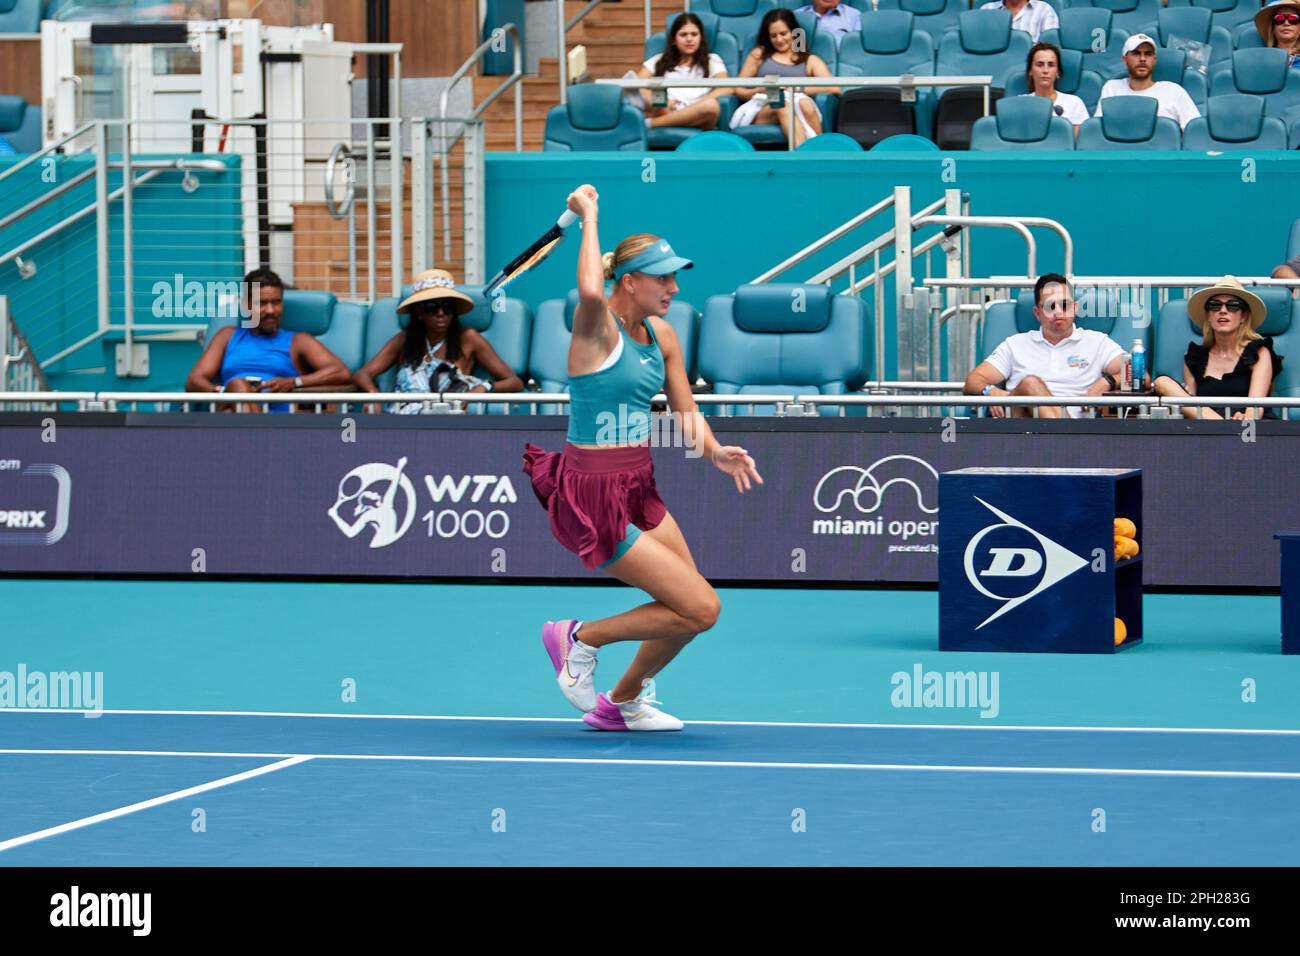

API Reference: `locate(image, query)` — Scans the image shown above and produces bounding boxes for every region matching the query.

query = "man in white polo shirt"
[1094,34,1201,129]
[964,274,1127,418]
[978,0,1059,43]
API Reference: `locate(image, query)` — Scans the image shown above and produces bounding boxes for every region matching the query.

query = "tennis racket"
[483,209,579,298]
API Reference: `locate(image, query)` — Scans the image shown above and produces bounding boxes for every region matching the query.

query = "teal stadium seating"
[1040,9,1131,82]
[836,12,937,144]
[1153,286,1300,415]
[1001,47,1106,112]
[1209,49,1300,140]
[674,130,755,150]
[877,0,968,51]
[692,0,777,50]
[1232,20,1265,50]
[0,0,40,31]
[0,97,41,154]
[543,84,647,151]
[529,290,700,415]
[1181,92,1288,149]
[870,132,941,149]
[932,11,1030,148]
[1288,218,1300,262]
[970,93,1077,148]
[1168,0,1261,32]
[793,131,864,150]
[698,284,871,416]
[1076,0,1161,38]
[1076,94,1182,147]
[1155,7,1233,70]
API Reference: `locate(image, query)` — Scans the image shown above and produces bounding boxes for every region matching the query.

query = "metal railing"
[598,75,996,150]
[0,296,52,408]
[7,389,1300,421]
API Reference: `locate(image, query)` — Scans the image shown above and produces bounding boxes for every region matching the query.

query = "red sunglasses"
[1274,13,1300,24]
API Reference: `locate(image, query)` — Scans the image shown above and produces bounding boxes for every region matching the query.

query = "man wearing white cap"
[1094,34,1201,130]
[978,0,1059,43]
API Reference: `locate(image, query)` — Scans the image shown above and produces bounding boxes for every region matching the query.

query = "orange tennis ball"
[1114,518,1136,539]
[1114,617,1127,646]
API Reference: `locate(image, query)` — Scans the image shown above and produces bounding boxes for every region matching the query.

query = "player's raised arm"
[568,184,606,341]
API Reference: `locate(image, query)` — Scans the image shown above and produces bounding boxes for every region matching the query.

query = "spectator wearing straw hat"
[354,268,523,414]
[1256,2,1300,68]
[1095,34,1201,129]
[1153,277,1283,420]
[185,268,351,413]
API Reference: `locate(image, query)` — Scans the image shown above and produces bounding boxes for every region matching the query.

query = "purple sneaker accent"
[582,692,630,731]
[541,619,580,677]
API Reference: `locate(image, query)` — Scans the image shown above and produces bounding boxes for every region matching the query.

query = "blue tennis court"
[2,580,1299,866]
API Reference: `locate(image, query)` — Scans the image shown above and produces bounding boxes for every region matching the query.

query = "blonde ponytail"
[604,234,661,283]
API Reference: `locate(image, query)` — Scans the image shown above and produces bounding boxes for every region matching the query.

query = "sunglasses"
[1274,13,1300,23]
[417,300,457,315]
[1041,299,1074,314]
[1205,298,1245,313]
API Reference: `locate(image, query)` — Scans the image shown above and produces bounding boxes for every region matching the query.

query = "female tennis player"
[523,183,762,731]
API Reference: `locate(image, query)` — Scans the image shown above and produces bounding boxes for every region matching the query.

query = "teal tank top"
[566,316,665,445]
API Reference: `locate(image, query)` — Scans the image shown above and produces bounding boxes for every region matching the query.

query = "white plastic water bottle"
[1130,339,1146,392]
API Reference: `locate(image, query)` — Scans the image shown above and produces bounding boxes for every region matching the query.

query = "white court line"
[1,707,1299,736]
[1,748,1298,781]
[0,755,311,854]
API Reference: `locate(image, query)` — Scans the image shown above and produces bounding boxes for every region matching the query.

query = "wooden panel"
[389,0,477,78]
[0,38,42,106]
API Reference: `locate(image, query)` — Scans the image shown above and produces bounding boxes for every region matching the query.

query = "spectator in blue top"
[795,0,862,42]
[186,268,350,412]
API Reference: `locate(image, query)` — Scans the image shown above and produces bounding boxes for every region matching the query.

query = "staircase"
[473,0,689,152]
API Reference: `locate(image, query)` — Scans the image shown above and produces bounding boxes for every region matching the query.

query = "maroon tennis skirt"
[522,441,667,570]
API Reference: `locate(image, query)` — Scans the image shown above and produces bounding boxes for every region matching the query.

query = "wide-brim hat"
[1187,275,1267,331]
[1256,1,1300,43]
[397,269,476,315]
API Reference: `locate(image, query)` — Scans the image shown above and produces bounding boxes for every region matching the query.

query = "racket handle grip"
[557,209,579,229]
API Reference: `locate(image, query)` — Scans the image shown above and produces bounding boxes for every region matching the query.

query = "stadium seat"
[932,11,1031,148]
[530,291,700,413]
[1079,0,1160,38]
[697,284,871,416]
[794,131,865,151]
[1149,47,1209,112]
[1154,287,1300,415]
[1181,93,1287,149]
[836,12,937,141]
[1210,49,1300,127]
[0,0,41,32]
[1167,0,1260,33]
[970,94,1076,148]
[810,27,840,73]
[1232,20,1264,50]
[1001,47,1106,112]
[1076,94,1182,147]
[693,0,778,51]
[877,0,967,51]
[0,97,41,154]
[675,130,755,151]
[871,132,941,150]
[1154,7,1233,70]
[1288,218,1300,262]
[1040,8,1131,81]
[542,84,647,152]
[204,290,366,374]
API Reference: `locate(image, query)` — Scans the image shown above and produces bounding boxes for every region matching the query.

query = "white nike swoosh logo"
[640,356,653,364]
[659,243,670,252]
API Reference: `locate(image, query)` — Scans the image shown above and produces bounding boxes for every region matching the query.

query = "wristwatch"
[483,381,494,392]
[1102,372,1118,391]
[293,376,303,388]
[981,384,997,396]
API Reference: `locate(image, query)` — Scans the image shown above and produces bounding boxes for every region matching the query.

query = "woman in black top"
[1153,276,1282,419]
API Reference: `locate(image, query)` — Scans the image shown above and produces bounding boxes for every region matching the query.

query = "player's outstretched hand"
[567,185,598,220]
[711,445,763,495]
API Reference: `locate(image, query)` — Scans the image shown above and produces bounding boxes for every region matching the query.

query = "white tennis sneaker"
[542,619,598,712]
[583,680,684,732]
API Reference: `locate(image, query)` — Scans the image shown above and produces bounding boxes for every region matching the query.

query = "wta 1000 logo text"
[329,458,517,549]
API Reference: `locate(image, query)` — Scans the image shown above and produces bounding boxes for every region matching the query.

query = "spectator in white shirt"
[1026,42,1090,135]
[964,274,1127,419]
[979,0,1060,44]
[636,13,731,131]
[795,0,862,42]
[1094,34,1201,130]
